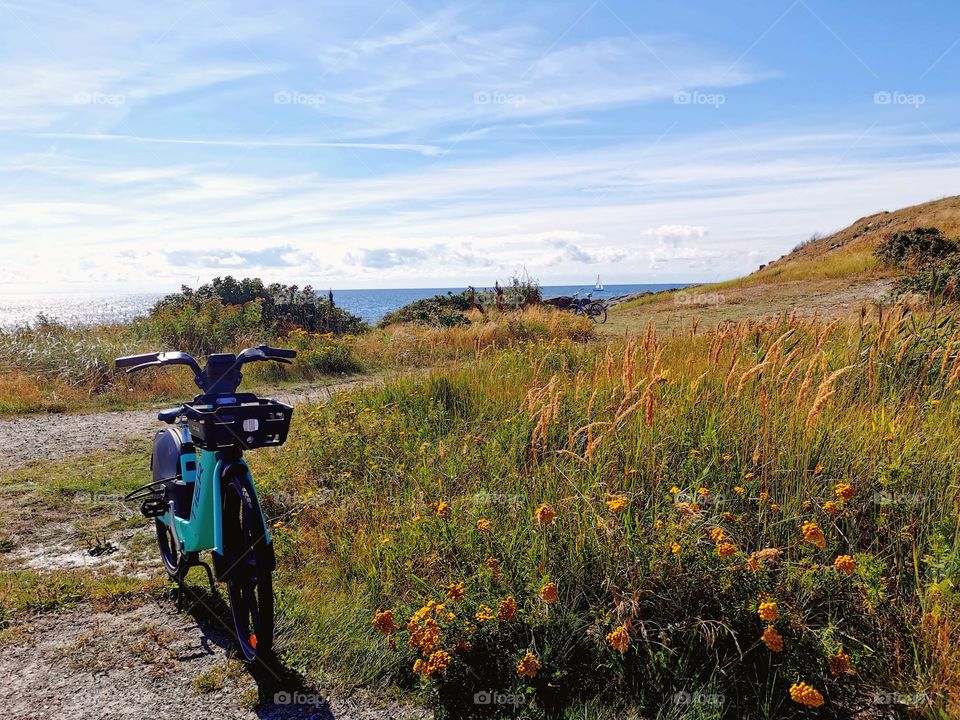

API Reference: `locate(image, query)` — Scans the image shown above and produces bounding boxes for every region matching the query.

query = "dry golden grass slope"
[608,195,960,334]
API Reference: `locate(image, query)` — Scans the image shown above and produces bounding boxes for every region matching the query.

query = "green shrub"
[378,293,473,328]
[153,276,368,337]
[379,277,543,328]
[874,227,956,267]
[145,298,265,357]
[893,253,960,299]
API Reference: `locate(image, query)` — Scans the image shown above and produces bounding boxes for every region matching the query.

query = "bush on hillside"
[874,227,956,267]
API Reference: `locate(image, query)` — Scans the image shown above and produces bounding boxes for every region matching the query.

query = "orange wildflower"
[607,624,630,653]
[789,682,824,708]
[834,554,856,575]
[758,601,778,622]
[829,650,854,676]
[371,609,397,635]
[801,521,827,549]
[497,596,517,621]
[516,651,541,678]
[834,482,854,501]
[446,581,466,602]
[534,503,557,527]
[761,625,783,652]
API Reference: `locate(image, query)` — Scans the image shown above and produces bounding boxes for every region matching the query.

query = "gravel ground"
[0,377,374,470]
[0,373,431,720]
[0,600,427,720]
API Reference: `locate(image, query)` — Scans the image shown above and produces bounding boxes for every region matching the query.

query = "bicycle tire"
[591,302,608,324]
[155,519,180,577]
[221,470,274,662]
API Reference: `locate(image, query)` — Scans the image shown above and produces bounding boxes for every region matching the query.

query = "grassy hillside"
[608,196,960,334]
[750,195,960,284]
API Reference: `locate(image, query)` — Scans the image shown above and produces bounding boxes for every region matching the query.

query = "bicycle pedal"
[140,495,167,518]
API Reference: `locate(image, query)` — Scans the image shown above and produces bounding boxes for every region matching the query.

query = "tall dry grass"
[253,306,960,718]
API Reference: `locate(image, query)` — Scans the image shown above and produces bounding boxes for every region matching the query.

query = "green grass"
[251,312,960,718]
[0,568,163,624]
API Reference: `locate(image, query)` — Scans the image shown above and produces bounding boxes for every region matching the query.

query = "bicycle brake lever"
[125,360,163,373]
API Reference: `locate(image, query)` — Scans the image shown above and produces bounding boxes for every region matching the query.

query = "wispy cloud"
[1,0,958,292]
[31,132,441,156]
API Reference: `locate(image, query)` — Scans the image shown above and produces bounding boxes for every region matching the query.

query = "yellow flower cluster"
[497,596,517,621]
[758,601,778,622]
[606,495,628,513]
[789,682,824,708]
[446,581,466,602]
[371,609,397,636]
[829,650,853,676]
[801,521,826,549]
[834,554,856,575]
[534,503,557,527]
[716,541,736,558]
[413,649,452,678]
[476,518,492,531]
[540,582,558,604]
[408,601,444,653]
[822,500,840,515]
[435,500,451,519]
[475,605,495,623]
[607,624,630,653]
[834,482,855,501]
[516,651,541,678]
[761,625,783,652]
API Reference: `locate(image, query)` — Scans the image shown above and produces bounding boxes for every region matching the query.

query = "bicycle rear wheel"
[221,471,274,662]
[590,302,608,324]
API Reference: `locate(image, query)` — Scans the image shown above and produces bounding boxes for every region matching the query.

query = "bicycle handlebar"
[115,345,297,392]
[115,352,161,369]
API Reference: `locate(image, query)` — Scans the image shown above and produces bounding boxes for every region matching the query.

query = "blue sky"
[1,0,958,292]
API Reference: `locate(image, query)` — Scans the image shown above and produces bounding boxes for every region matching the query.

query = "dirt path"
[0,598,427,720]
[0,369,429,719]
[0,376,377,470]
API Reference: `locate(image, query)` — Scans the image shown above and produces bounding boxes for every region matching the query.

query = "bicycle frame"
[118,345,293,661]
[162,436,272,556]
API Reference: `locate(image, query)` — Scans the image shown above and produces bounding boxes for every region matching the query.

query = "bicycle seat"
[157,407,183,424]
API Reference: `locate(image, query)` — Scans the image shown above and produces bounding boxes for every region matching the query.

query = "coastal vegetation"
[4,198,960,717]
[0,276,576,415]
[251,307,960,718]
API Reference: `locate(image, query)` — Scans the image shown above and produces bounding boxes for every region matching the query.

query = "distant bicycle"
[571,291,608,323]
[117,345,296,662]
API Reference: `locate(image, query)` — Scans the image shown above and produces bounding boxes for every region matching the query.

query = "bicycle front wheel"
[221,471,274,662]
[155,519,180,577]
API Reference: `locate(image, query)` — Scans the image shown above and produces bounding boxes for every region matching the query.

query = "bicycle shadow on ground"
[176,582,336,720]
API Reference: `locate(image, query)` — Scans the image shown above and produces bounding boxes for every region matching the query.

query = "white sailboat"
[594,275,604,291]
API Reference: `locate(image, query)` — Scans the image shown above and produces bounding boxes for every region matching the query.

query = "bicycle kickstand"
[196,560,217,597]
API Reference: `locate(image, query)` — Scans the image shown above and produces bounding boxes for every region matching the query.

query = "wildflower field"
[253,307,960,718]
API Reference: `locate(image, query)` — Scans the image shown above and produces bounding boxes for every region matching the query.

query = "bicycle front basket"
[185,397,293,450]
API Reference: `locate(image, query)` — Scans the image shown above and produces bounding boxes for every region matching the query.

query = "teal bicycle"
[117,346,296,662]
